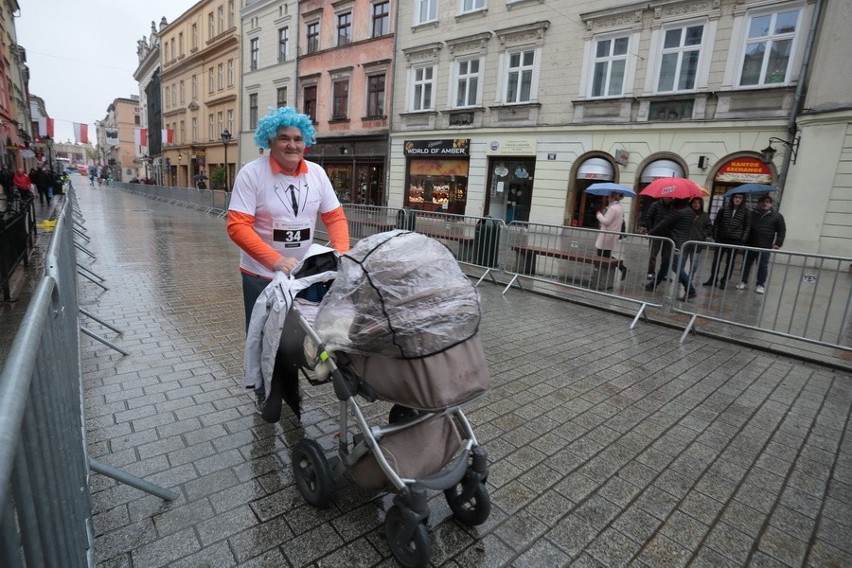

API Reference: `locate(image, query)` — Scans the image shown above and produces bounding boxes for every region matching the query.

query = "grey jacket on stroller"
[288,230,492,568]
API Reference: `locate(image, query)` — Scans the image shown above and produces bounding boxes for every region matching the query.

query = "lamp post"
[221,129,232,191]
[143,155,149,180]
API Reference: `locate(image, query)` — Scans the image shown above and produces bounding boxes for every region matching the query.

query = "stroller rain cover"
[313,230,481,358]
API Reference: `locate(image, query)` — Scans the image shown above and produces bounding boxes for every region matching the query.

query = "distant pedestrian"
[737,195,786,295]
[594,191,628,279]
[646,198,698,300]
[704,193,750,289]
[13,168,33,201]
[683,197,713,283]
[88,165,97,186]
[639,197,673,280]
[33,167,53,206]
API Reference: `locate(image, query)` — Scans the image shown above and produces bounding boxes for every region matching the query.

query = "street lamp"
[221,129,232,191]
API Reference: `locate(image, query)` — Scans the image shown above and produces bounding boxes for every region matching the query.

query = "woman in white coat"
[594,191,628,279]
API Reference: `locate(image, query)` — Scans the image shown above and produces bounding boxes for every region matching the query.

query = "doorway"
[485,158,535,223]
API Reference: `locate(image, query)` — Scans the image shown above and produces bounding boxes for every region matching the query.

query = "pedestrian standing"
[639,197,673,280]
[704,193,750,289]
[684,197,713,284]
[736,195,786,294]
[646,199,698,300]
[13,168,34,201]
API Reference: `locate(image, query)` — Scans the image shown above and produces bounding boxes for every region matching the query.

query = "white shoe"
[755,285,765,294]
[736,282,747,290]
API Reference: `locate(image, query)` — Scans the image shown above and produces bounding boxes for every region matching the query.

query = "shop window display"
[405,159,468,215]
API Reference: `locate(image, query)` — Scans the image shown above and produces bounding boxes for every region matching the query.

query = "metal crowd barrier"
[0,191,176,567]
[114,182,231,218]
[500,221,676,327]
[673,241,852,352]
[108,184,850,357]
[0,198,37,302]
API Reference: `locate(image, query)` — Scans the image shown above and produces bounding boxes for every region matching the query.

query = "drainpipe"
[777,0,824,196]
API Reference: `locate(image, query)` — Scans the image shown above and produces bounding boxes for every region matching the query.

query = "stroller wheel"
[291,439,333,507]
[444,481,491,526]
[385,505,431,568]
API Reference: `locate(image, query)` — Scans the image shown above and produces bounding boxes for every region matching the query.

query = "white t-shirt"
[229,155,342,278]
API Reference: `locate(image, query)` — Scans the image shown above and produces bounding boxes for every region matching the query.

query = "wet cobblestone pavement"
[74,184,852,567]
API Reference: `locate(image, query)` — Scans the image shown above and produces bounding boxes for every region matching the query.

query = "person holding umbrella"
[736,194,785,294]
[644,198,698,300]
[594,191,628,280]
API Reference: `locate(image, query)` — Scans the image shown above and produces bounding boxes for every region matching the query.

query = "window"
[367,74,385,116]
[208,13,214,37]
[192,117,198,142]
[208,114,214,141]
[227,109,233,133]
[411,65,434,111]
[278,27,289,62]
[171,84,177,106]
[505,49,535,103]
[332,80,349,118]
[228,59,234,86]
[454,58,480,107]
[164,41,169,62]
[372,2,390,37]
[739,9,800,86]
[179,32,184,56]
[250,38,259,70]
[460,0,484,14]
[657,24,703,92]
[179,120,185,144]
[337,12,352,46]
[192,74,198,99]
[415,0,437,25]
[277,86,288,108]
[192,24,198,50]
[228,0,235,29]
[217,63,224,90]
[591,36,628,97]
[249,94,258,129]
[179,80,185,103]
[304,85,317,121]
[170,39,175,60]
[164,86,170,108]
[217,6,224,34]
[208,68,214,93]
[307,22,320,54]
[217,112,224,137]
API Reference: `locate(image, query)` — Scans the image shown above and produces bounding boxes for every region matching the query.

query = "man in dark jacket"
[645,199,698,300]
[640,197,672,280]
[736,195,785,294]
[704,193,750,289]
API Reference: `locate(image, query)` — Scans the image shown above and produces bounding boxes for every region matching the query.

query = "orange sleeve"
[321,206,350,253]
[226,210,282,270]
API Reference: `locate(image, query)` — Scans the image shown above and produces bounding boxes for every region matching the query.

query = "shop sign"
[716,157,772,184]
[486,138,537,155]
[404,139,469,157]
[20,149,35,158]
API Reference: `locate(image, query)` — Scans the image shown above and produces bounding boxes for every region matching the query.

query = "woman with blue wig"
[227,107,350,411]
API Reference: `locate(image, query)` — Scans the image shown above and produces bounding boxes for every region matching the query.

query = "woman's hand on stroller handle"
[273,255,299,274]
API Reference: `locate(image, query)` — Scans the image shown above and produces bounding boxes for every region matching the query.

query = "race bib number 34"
[273,221,311,248]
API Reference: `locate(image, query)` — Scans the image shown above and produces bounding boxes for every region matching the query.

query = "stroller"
[251,231,492,567]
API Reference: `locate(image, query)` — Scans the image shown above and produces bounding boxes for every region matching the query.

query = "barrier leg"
[629,303,650,329]
[79,326,130,356]
[679,314,698,344]
[502,274,522,295]
[79,308,123,334]
[89,459,178,501]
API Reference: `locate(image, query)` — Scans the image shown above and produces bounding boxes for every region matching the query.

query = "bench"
[510,245,621,289]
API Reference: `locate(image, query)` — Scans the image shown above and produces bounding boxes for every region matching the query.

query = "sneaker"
[755,285,765,294]
[736,282,747,290]
[646,273,655,280]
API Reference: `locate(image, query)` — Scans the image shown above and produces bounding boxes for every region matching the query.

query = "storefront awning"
[640,159,684,183]
[576,158,614,180]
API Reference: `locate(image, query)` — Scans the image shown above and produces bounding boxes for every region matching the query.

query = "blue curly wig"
[253,107,316,149]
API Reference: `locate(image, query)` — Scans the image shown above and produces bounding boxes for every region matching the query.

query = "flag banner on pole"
[73,122,89,144]
[105,128,120,146]
[134,128,148,147]
[37,117,55,138]
[161,129,174,144]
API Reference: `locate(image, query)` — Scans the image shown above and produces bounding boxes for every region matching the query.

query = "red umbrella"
[639,177,706,199]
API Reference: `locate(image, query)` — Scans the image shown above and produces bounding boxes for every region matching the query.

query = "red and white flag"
[37,117,55,138]
[161,129,174,144]
[134,127,148,147]
[73,122,89,144]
